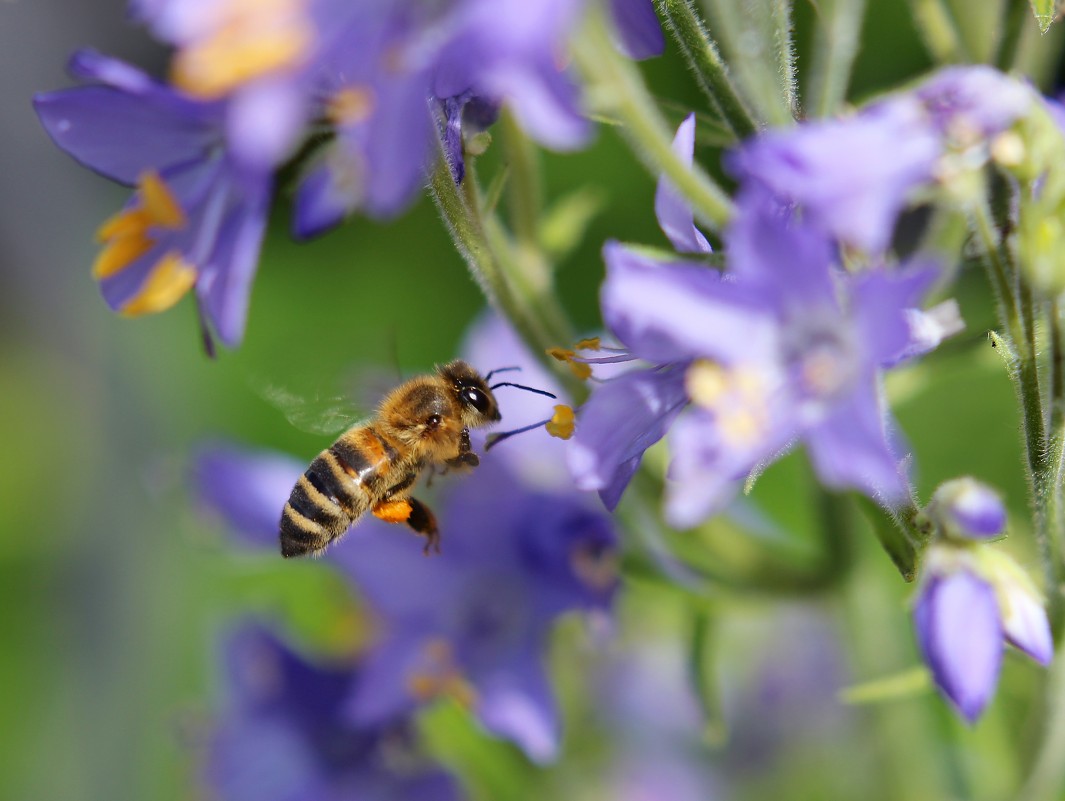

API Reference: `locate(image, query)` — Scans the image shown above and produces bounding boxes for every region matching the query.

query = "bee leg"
[445,427,480,470]
[371,497,441,555]
[407,498,440,555]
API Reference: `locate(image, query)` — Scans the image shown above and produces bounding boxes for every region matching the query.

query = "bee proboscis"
[279,360,549,558]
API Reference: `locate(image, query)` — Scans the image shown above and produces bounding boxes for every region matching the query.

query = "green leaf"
[838,666,932,705]
[1029,0,1055,33]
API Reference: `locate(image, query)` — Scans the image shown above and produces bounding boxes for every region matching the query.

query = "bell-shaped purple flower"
[913,558,1003,723]
[33,50,272,347]
[204,623,462,801]
[609,0,665,60]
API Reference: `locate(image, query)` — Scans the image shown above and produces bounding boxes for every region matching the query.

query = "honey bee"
[279,360,548,558]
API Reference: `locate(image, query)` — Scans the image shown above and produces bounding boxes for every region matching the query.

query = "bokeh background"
[2,1,1063,799]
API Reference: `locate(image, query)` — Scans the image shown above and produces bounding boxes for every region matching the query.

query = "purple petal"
[195,171,273,347]
[914,570,1003,722]
[226,78,309,171]
[726,187,837,310]
[850,264,938,367]
[610,0,665,59]
[655,114,712,254]
[476,651,559,764]
[33,80,216,185]
[728,96,940,253]
[602,242,777,365]
[803,381,909,503]
[1002,585,1053,665]
[484,60,591,150]
[916,65,1032,138]
[887,299,965,367]
[292,156,352,240]
[568,367,688,504]
[192,443,303,549]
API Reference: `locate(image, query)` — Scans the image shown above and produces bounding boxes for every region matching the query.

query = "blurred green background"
[2,1,1063,799]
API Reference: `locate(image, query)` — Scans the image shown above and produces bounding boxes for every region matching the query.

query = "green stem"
[808,0,868,118]
[905,0,970,63]
[854,496,927,582]
[770,0,799,120]
[1018,638,1065,801]
[994,0,1031,71]
[653,0,760,138]
[687,608,728,745]
[575,7,734,230]
[499,111,542,248]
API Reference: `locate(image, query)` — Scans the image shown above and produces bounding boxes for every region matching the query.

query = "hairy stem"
[905,0,970,63]
[653,0,760,138]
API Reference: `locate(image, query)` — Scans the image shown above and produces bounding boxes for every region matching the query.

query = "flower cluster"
[193,314,617,794]
[34,0,662,347]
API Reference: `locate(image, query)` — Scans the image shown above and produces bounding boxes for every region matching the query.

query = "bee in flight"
[278,360,552,558]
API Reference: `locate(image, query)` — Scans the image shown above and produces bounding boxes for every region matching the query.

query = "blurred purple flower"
[728,66,1034,254]
[33,49,272,347]
[728,96,940,253]
[655,114,712,254]
[205,623,462,801]
[571,185,932,525]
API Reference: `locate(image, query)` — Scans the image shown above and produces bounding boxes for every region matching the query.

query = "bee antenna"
[484,365,521,382]
[485,418,551,450]
[489,381,557,399]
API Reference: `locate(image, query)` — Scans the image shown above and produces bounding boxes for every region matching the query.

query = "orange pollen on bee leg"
[546,405,576,439]
[170,0,314,98]
[327,86,377,126]
[92,171,187,280]
[120,252,198,316]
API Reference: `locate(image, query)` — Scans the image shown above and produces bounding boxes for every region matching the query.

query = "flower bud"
[926,477,1006,540]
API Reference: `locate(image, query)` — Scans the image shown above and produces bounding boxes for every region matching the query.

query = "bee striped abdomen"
[279,425,398,558]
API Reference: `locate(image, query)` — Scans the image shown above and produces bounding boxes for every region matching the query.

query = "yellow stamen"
[139,171,187,228]
[686,360,770,448]
[92,232,153,279]
[328,86,376,127]
[546,405,576,440]
[93,171,188,285]
[120,252,198,316]
[546,347,592,380]
[575,336,601,351]
[170,0,314,98]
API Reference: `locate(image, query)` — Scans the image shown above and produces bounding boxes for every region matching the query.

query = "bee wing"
[254,381,367,436]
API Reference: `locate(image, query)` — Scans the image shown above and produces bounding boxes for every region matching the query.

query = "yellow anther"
[120,252,198,316]
[685,359,729,408]
[546,347,592,380]
[139,170,186,228]
[92,232,153,279]
[328,86,376,126]
[546,405,575,440]
[575,336,601,351]
[170,0,314,98]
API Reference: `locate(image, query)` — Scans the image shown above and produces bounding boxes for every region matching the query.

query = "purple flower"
[927,477,1007,540]
[204,623,462,801]
[913,554,1003,722]
[432,0,591,151]
[728,96,940,253]
[913,544,1053,722]
[571,185,933,525]
[915,65,1032,141]
[33,50,272,347]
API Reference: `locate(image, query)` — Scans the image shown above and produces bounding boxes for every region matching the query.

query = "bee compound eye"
[427,414,442,429]
[463,388,490,414]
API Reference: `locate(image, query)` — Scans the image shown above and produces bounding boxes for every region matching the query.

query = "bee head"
[438,360,501,426]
